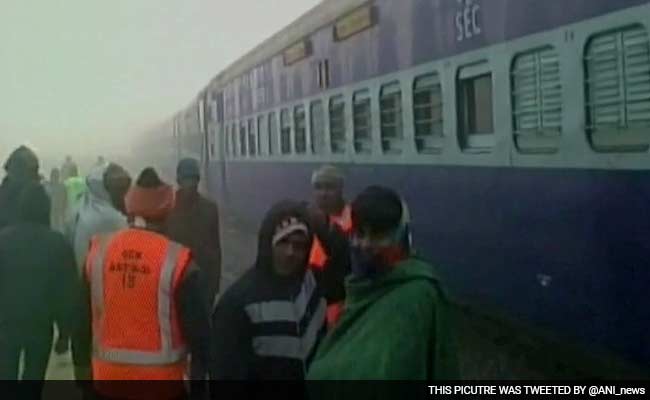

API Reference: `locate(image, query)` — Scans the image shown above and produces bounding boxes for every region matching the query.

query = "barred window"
[413,73,444,153]
[329,95,346,154]
[268,112,279,156]
[353,90,372,154]
[585,25,650,152]
[380,82,403,154]
[512,47,562,154]
[280,109,292,154]
[258,115,267,156]
[457,62,494,151]
[310,100,326,154]
[248,119,257,156]
[225,125,230,157]
[231,124,237,157]
[294,105,307,154]
[239,123,247,157]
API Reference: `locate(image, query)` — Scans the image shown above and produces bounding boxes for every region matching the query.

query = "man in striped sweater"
[210,200,327,380]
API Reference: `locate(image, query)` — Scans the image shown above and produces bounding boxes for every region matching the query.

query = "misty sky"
[0,0,320,167]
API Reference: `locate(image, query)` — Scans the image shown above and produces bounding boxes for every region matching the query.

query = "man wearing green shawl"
[307,186,459,382]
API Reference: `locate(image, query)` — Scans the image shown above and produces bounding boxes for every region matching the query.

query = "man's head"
[17,182,51,226]
[350,186,411,276]
[311,165,345,215]
[104,163,131,214]
[65,155,72,163]
[256,201,313,278]
[4,146,39,181]
[176,158,200,193]
[125,167,174,227]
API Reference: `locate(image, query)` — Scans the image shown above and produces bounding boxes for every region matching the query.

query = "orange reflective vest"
[86,229,191,399]
[308,205,352,329]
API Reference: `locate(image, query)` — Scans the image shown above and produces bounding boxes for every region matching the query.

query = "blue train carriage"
[196,0,650,373]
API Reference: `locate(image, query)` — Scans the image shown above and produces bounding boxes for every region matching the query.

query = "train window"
[329,95,346,154]
[585,25,650,152]
[310,100,326,154]
[268,112,279,156]
[280,108,292,154]
[239,122,247,157]
[413,73,444,153]
[294,105,307,154]
[353,90,372,154]
[230,124,237,158]
[457,62,495,151]
[247,119,256,157]
[224,125,230,158]
[511,47,562,154]
[258,115,267,156]
[380,82,404,154]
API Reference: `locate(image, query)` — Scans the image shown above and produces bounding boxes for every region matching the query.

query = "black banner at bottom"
[3,381,649,400]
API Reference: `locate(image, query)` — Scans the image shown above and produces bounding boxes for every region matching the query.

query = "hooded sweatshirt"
[0,146,40,230]
[210,201,327,380]
[0,183,79,339]
[306,258,459,383]
[67,165,128,272]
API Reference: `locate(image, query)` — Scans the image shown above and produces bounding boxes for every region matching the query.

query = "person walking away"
[64,165,87,219]
[0,146,41,230]
[308,165,352,328]
[0,183,79,396]
[61,155,78,181]
[166,158,222,312]
[307,186,458,384]
[73,167,210,400]
[66,163,131,382]
[210,201,327,381]
[45,167,68,232]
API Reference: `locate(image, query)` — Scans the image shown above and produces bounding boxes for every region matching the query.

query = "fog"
[0,0,320,175]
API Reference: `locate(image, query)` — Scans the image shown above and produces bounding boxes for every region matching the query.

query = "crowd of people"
[0,145,458,399]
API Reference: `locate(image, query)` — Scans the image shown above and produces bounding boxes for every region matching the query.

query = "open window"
[457,62,495,151]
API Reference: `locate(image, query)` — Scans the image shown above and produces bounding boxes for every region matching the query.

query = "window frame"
[379,81,404,154]
[329,95,346,154]
[457,62,495,152]
[294,105,307,154]
[412,72,444,154]
[353,89,373,154]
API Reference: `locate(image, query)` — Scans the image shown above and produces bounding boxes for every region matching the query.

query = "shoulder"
[216,267,259,309]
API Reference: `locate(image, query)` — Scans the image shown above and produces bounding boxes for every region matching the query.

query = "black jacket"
[210,201,327,380]
[165,191,222,308]
[0,182,80,341]
[0,223,79,339]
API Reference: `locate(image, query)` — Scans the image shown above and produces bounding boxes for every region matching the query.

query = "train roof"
[209,0,369,89]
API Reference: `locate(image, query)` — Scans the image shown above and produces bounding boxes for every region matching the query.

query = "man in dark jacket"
[210,201,327,381]
[0,146,41,230]
[166,158,222,311]
[0,183,80,388]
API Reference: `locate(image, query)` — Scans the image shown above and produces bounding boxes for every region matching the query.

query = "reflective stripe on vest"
[89,235,187,366]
